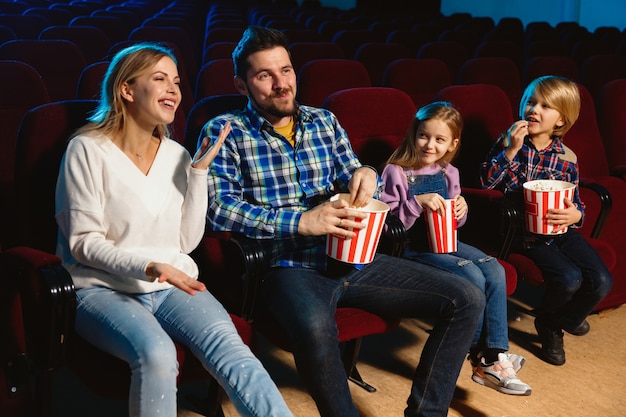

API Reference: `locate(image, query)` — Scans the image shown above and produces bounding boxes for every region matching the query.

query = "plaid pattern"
[206,102,369,270]
[480,135,585,219]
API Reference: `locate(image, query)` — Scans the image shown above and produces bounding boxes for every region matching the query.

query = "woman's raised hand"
[192,121,231,170]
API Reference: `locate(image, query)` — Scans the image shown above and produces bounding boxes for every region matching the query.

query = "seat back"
[297,59,371,108]
[353,42,411,86]
[13,100,99,252]
[183,94,248,155]
[579,54,626,105]
[39,25,111,65]
[522,55,580,85]
[288,41,345,73]
[0,60,50,248]
[382,58,452,108]
[597,78,626,174]
[0,40,87,102]
[457,57,522,115]
[75,61,109,100]
[417,41,471,81]
[195,59,238,100]
[323,87,416,171]
[435,84,514,188]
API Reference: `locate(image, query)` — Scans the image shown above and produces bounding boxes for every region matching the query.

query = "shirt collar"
[525,135,566,154]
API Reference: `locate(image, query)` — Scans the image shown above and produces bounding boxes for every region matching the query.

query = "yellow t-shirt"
[274,117,295,147]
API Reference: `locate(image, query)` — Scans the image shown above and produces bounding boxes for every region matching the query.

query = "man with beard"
[202,26,485,417]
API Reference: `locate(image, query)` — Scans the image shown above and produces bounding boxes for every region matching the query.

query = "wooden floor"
[51,281,626,417]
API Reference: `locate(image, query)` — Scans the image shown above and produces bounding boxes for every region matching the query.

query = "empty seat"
[0,39,87,101]
[522,55,580,86]
[417,41,470,81]
[457,57,522,115]
[39,25,111,65]
[354,42,411,86]
[194,59,238,100]
[297,59,371,108]
[382,58,452,108]
[288,41,345,72]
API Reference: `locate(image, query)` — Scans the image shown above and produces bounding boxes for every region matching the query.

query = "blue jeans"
[75,286,293,417]
[262,253,485,417]
[404,241,509,352]
[522,229,613,329]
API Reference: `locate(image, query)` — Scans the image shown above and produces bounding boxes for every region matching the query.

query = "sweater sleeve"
[180,164,208,253]
[380,164,424,230]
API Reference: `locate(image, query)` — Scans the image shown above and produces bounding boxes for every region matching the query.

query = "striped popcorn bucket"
[326,195,389,264]
[523,180,576,235]
[425,199,457,253]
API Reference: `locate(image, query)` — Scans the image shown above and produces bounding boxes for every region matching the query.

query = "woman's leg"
[75,286,178,417]
[154,287,293,417]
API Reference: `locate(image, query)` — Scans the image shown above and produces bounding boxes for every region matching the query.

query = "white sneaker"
[505,352,526,373]
[472,353,532,396]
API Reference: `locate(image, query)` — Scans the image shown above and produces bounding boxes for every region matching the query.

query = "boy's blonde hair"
[386,101,463,169]
[519,75,580,138]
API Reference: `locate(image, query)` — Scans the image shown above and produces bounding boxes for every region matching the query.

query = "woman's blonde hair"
[75,42,178,139]
[386,101,463,169]
[519,75,580,138]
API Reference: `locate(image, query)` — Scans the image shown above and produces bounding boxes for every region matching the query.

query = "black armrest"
[579,180,612,239]
[380,214,407,257]
[1,246,75,371]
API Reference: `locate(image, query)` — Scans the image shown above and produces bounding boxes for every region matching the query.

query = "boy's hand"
[545,198,582,232]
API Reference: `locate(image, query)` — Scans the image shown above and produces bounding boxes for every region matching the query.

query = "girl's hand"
[453,194,468,220]
[415,193,446,214]
[545,198,582,232]
[146,262,206,296]
[192,121,231,170]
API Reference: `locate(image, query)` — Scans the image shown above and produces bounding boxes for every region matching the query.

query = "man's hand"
[347,166,378,207]
[298,197,367,237]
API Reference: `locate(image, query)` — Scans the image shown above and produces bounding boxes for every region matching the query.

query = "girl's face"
[415,118,458,166]
[523,92,564,140]
[123,56,181,126]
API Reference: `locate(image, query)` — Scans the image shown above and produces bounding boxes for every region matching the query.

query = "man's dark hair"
[232,25,290,78]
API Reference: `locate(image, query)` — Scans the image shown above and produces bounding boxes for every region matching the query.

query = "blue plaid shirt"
[206,101,370,270]
[480,134,585,223]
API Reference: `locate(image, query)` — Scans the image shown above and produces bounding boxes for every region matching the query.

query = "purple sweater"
[380,163,467,231]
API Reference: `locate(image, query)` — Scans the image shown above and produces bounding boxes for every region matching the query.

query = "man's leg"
[263,267,359,417]
[342,254,485,417]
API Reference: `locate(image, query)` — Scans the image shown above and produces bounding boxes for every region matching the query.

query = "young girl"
[381,101,531,396]
[55,43,294,417]
[480,76,613,366]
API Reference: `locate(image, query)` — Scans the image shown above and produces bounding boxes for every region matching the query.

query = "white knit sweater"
[55,134,208,293]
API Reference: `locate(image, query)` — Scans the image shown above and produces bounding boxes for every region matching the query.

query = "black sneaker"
[562,319,590,336]
[534,317,566,366]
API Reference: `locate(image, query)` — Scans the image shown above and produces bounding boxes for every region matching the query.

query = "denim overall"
[404,169,510,350]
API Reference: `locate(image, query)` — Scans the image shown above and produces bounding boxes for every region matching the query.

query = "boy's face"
[523,93,564,140]
[234,46,297,127]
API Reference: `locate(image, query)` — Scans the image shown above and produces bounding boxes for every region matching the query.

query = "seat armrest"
[579,180,612,239]
[379,214,407,257]
[200,231,267,322]
[1,246,75,371]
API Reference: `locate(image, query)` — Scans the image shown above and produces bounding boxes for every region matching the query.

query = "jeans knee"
[133,338,178,380]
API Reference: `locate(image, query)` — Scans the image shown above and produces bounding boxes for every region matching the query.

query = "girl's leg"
[75,286,178,417]
[408,242,509,352]
[154,287,293,417]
